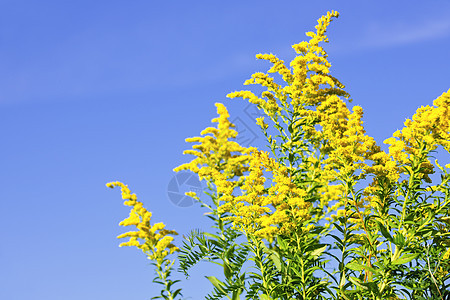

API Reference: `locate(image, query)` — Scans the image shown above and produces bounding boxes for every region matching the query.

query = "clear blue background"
[1,1,449,299]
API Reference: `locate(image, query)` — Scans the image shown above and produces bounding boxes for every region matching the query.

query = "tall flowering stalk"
[106,182,182,300]
[174,103,253,300]
[107,10,450,300]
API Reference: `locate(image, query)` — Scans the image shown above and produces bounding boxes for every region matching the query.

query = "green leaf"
[204,232,222,241]
[309,245,327,259]
[347,262,377,274]
[393,232,405,247]
[269,252,282,272]
[288,122,294,134]
[205,276,226,293]
[259,240,269,252]
[348,276,368,290]
[329,234,345,247]
[232,289,241,300]
[173,288,182,299]
[339,274,346,289]
[277,237,288,250]
[346,262,365,271]
[365,282,380,297]
[259,294,273,300]
[334,223,344,233]
[392,253,419,265]
[224,244,236,259]
[377,222,393,242]
[223,262,232,279]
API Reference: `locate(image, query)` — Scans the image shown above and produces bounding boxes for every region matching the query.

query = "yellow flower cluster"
[224,10,385,230]
[218,150,312,240]
[383,89,450,182]
[444,247,450,260]
[256,116,268,130]
[174,11,449,247]
[106,181,179,263]
[228,11,348,122]
[174,103,254,183]
[288,11,349,109]
[319,100,379,178]
[175,102,313,240]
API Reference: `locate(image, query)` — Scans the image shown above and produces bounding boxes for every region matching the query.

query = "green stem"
[253,237,271,297]
[425,244,444,300]
[400,167,415,228]
[156,259,176,300]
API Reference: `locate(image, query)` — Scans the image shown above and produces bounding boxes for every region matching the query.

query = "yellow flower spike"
[169,246,179,255]
[380,89,450,183]
[256,53,293,84]
[156,236,174,253]
[185,191,199,200]
[151,222,166,233]
[119,210,140,227]
[107,181,179,262]
[119,237,140,248]
[215,148,315,240]
[174,102,254,188]
[117,231,140,239]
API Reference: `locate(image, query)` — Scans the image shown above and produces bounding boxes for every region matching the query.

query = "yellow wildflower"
[383,89,450,182]
[217,149,312,240]
[107,181,179,264]
[256,116,269,130]
[174,103,254,182]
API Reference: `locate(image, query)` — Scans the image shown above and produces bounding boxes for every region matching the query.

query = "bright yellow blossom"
[224,9,388,231]
[174,103,254,183]
[383,89,450,183]
[217,149,312,240]
[106,181,179,264]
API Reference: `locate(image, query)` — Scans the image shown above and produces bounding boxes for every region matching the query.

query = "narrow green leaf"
[259,240,269,252]
[224,244,236,259]
[393,232,405,247]
[310,245,327,259]
[232,289,241,300]
[205,276,226,293]
[345,261,378,274]
[346,262,364,271]
[173,288,182,299]
[392,253,419,265]
[348,276,368,290]
[204,232,222,240]
[259,294,273,300]
[269,252,282,272]
[329,234,345,247]
[334,223,344,233]
[377,222,393,242]
[277,237,288,250]
[288,122,294,134]
[223,262,232,279]
[339,274,346,288]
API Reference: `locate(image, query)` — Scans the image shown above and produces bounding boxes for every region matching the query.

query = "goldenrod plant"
[107,11,450,300]
[106,182,182,300]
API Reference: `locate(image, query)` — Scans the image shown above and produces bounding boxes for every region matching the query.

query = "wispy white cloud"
[361,16,450,48]
[326,12,450,55]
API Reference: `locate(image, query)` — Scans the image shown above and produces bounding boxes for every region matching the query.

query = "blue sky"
[1,1,450,299]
